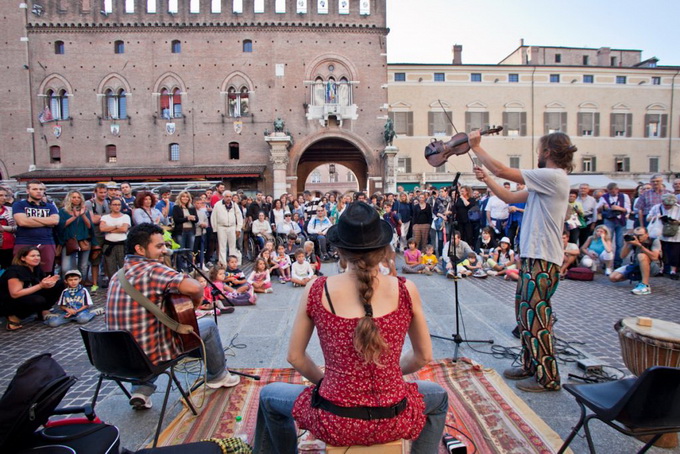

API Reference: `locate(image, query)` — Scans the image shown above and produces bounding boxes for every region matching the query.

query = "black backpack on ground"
[0,353,120,454]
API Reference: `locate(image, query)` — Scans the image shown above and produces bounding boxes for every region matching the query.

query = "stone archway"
[296,137,368,194]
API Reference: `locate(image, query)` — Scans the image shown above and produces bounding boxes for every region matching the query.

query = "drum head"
[620,317,680,343]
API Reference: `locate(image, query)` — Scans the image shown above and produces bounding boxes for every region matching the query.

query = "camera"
[442,434,467,453]
[624,234,635,242]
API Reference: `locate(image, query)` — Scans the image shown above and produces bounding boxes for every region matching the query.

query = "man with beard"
[470,131,576,393]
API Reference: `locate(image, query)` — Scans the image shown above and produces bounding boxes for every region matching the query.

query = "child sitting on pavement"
[402,238,428,274]
[224,256,257,305]
[486,237,516,276]
[420,244,438,275]
[46,270,95,327]
[291,249,315,287]
[459,252,483,277]
[248,257,273,294]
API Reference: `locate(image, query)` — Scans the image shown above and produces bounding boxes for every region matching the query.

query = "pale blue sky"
[386,0,680,66]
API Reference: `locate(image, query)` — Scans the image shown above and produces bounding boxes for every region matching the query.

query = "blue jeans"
[131,317,227,396]
[45,308,95,327]
[253,380,448,454]
[61,248,91,279]
[604,220,625,268]
[173,230,196,271]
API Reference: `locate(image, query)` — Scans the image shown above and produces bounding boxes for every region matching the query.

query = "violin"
[424,126,503,167]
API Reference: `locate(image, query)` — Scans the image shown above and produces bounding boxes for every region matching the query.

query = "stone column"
[265,132,292,198]
[381,145,399,194]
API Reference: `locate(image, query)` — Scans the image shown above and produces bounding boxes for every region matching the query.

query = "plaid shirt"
[637,189,671,216]
[106,255,184,364]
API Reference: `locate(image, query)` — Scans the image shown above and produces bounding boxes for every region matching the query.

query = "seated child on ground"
[291,249,315,287]
[204,267,235,314]
[420,244,438,274]
[486,237,516,276]
[224,255,257,305]
[303,240,322,276]
[458,251,482,277]
[46,270,95,327]
[248,258,273,294]
[275,244,292,282]
[402,238,427,274]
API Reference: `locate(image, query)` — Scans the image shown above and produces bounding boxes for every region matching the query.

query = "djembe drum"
[615,317,680,448]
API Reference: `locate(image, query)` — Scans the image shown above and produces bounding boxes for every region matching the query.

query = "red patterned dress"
[292,276,426,446]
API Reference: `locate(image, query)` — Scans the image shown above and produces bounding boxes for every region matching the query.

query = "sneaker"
[435,268,444,275]
[129,392,152,410]
[605,268,612,276]
[486,270,498,276]
[90,285,99,292]
[503,367,532,381]
[472,270,487,278]
[670,273,679,281]
[631,283,651,295]
[206,371,240,389]
[220,307,235,314]
[423,268,433,275]
[446,271,456,279]
[515,377,560,393]
[279,278,286,284]
[264,288,273,294]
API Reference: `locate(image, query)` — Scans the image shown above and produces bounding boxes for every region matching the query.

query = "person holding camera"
[608,226,662,295]
[646,193,680,280]
[596,182,630,269]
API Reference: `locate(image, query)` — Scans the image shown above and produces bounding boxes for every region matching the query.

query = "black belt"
[311,379,407,420]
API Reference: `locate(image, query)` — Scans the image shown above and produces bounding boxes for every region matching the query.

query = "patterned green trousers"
[515,258,561,389]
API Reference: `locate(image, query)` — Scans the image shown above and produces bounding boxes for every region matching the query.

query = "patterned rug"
[158,358,569,453]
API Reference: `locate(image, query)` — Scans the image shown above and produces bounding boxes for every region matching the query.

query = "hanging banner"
[317,0,328,14]
[339,0,349,14]
[166,122,176,135]
[360,0,370,15]
[110,123,120,136]
[296,0,307,13]
[53,125,61,138]
[38,106,53,124]
[234,120,243,135]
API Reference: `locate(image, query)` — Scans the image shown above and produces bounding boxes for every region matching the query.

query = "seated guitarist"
[106,223,240,411]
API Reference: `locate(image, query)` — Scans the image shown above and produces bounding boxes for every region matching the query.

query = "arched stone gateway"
[295,137,369,195]
[266,129,398,197]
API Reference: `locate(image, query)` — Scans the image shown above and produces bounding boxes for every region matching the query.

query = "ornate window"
[105,88,127,119]
[311,171,321,183]
[228,86,249,118]
[46,89,69,120]
[160,87,182,119]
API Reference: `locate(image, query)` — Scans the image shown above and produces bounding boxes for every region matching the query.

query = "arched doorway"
[304,163,360,194]
[296,138,368,194]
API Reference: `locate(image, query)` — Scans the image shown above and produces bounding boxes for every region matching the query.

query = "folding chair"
[80,328,199,447]
[558,366,680,454]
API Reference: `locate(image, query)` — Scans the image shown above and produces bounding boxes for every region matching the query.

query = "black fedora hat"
[327,202,393,250]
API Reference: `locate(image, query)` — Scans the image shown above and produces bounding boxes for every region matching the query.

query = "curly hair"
[538,132,577,173]
[336,245,391,365]
[134,190,157,209]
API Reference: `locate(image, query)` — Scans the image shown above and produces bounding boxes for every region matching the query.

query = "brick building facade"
[2,0,391,196]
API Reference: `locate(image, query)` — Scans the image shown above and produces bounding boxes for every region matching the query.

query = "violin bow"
[438,99,458,134]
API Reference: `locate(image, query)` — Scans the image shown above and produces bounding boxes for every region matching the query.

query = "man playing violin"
[106,223,240,411]
[469,131,576,393]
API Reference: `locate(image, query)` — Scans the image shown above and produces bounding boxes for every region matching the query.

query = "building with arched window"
[3,0,390,192]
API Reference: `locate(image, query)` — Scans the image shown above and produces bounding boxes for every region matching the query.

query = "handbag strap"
[115,268,183,333]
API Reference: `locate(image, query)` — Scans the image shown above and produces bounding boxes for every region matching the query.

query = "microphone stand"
[171,249,260,382]
[430,174,494,362]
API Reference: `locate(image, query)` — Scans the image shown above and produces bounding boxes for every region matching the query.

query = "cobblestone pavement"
[462,267,680,370]
[1,258,679,452]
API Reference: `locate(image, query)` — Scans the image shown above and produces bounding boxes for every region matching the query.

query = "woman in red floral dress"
[253,202,448,453]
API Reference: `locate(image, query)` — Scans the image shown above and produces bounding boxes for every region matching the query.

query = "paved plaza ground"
[1,255,679,453]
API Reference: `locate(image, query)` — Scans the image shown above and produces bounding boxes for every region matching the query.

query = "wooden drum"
[615,317,680,376]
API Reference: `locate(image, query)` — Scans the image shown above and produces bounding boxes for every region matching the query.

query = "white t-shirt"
[486,196,509,220]
[101,214,131,242]
[520,168,570,265]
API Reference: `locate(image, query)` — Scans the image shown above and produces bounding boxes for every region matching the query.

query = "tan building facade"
[1,0,392,196]
[388,45,679,190]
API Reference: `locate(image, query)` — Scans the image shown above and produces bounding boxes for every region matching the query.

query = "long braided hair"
[337,245,390,364]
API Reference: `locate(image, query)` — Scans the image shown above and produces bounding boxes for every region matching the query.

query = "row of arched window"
[41,84,250,122]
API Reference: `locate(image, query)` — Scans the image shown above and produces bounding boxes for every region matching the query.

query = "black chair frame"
[558,366,680,454]
[80,328,199,447]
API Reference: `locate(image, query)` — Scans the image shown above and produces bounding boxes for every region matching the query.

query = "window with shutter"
[649,157,659,173]
[105,145,117,163]
[503,112,525,136]
[544,112,565,134]
[169,143,180,161]
[50,146,61,163]
[466,112,488,131]
[229,142,240,160]
[611,113,632,137]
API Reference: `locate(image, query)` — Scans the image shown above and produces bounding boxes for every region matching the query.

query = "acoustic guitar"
[425,126,503,167]
[164,294,201,353]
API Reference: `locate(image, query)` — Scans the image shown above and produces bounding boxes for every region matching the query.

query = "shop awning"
[12,165,266,183]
